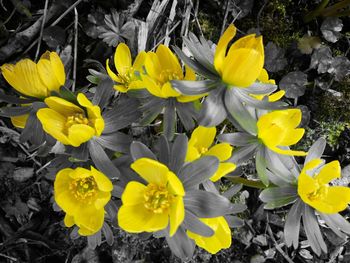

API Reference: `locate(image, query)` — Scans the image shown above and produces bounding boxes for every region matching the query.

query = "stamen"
[143,183,173,214]
[69,176,98,203]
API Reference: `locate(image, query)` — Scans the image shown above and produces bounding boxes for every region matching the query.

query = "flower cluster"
[1,23,349,260]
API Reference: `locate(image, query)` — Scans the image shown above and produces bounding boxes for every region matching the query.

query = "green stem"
[226,176,267,189]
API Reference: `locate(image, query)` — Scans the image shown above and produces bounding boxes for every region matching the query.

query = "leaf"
[302,204,327,256]
[92,77,114,110]
[228,144,258,165]
[184,190,234,217]
[321,17,343,43]
[255,146,269,186]
[231,0,254,20]
[259,186,297,203]
[328,56,350,81]
[218,132,257,147]
[297,35,321,55]
[169,134,188,174]
[163,101,176,141]
[178,156,219,190]
[176,102,197,131]
[171,79,219,95]
[279,71,308,99]
[95,132,132,153]
[156,135,170,165]
[320,213,350,236]
[305,137,326,164]
[165,226,195,260]
[102,223,114,246]
[224,215,244,228]
[310,46,333,74]
[13,167,34,182]
[183,210,214,237]
[284,199,303,249]
[264,42,288,72]
[130,141,157,161]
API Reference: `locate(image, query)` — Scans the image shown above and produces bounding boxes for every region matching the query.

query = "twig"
[72,7,78,92]
[151,20,181,51]
[220,0,230,36]
[266,223,295,263]
[190,0,204,37]
[0,252,17,262]
[3,7,16,25]
[22,0,84,55]
[35,0,49,61]
[257,0,268,32]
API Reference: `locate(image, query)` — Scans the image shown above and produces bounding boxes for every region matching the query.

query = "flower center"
[65,113,89,130]
[144,183,172,213]
[120,69,135,86]
[69,176,98,203]
[159,69,182,83]
[198,146,208,154]
[307,181,328,201]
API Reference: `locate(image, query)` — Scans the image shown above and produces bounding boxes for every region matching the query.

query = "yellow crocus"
[55,166,113,236]
[1,51,65,98]
[187,217,231,254]
[257,109,307,156]
[106,43,146,93]
[118,158,185,236]
[140,44,204,102]
[186,126,236,181]
[298,159,350,213]
[37,93,104,147]
[214,24,264,88]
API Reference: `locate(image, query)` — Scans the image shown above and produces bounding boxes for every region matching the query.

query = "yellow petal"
[187,217,231,254]
[230,34,263,54]
[49,52,66,86]
[37,57,62,92]
[298,171,318,199]
[214,24,236,74]
[106,58,123,83]
[77,93,93,108]
[315,161,341,184]
[167,171,185,196]
[184,65,196,81]
[169,196,185,236]
[133,51,147,70]
[185,145,201,162]
[94,191,111,209]
[114,43,132,76]
[37,108,71,145]
[156,45,183,78]
[189,126,216,150]
[321,186,350,213]
[161,82,180,98]
[279,128,305,146]
[11,114,29,129]
[1,60,48,98]
[64,214,75,227]
[205,143,233,161]
[131,158,169,185]
[222,48,263,87]
[121,181,147,205]
[118,203,168,233]
[91,166,113,192]
[44,96,83,116]
[268,145,307,156]
[268,90,284,101]
[75,206,105,235]
[55,190,78,215]
[176,94,205,103]
[67,124,95,147]
[210,162,236,182]
[144,52,162,80]
[140,74,163,97]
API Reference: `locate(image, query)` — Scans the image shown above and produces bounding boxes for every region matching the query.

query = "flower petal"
[44,96,84,116]
[133,51,147,70]
[169,196,185,236]
[214,24,236,74]
[131,158,169,185]
[279,128,305,146]
[156,45,183,78]
[167,171,185,196]
[49,52,66,86]
[315,161,341,184]
[189,126,216,150]
[114,43,132,76]
[162,82,180,98]
[64,214,75,227]
[210,162,236,182]
[121,181,147,206]
[91,166,113,192]
[185,145,201,162]
[37,56,62,92]
[75,206,105,235]
[67,124,95,147]
[205,143,233,161]
[11,114,29,129]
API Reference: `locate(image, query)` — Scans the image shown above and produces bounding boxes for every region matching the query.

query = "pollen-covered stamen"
[119,69,135,86]
[307,181,329,201]
[159,69,182,83]
[144,183,173,213]
[199,146,208,154]
[65,113,89,129]
[70,176,98,203]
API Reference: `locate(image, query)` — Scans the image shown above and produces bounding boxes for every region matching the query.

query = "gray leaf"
[264,42,287,72]
[95,132,131,153]
[255,146,269,186]
[284,199,303,249]
[176,102,197,131]
[320,213,350,236]
[321,17,343,43]
[171,79,219,95]
[228,144,258,165]
[218,132,257,147]
[279,71,307,99]
[328,56,350,81]
[163,101,176,141]
[259,186,297,203]
[225,215,244,228]
[305,137,326,164]
[166,226,195,260]
[178,156,219,190]
[184,190,233,217]
[130,141,157,161]
[183,210,214,237]
[169,134,188,174]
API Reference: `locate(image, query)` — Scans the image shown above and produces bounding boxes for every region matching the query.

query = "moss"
[197,12,221,42]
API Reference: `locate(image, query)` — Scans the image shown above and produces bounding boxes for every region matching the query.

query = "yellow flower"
[298,159,350,213]
[187,217,231,254]
[106,43,146,93]
[257,109,307,156]
[37,93,104,147]
[1,51,65,98]
[186,126,236,181]
[118,158,185,236]
[54,166,113,236]
[10,114,29,129]
[214,24,264,88]
[140,44,204,102]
